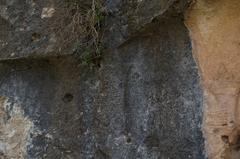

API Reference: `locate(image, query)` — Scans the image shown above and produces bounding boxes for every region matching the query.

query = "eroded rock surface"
[0,97,33,159]
[186,0,240,158]
[0,0,205,158]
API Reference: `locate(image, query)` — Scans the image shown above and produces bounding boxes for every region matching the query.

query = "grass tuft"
[47,0,107,65]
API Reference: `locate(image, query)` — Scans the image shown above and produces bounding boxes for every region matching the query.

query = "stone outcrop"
[6,0,240,158]
[186,0,240,158]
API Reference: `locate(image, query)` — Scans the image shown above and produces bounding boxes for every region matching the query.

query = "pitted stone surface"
[0,0,205,158]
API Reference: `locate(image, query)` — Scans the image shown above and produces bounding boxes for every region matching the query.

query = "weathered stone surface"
[0,97,33,158]
[186,0,240,158]
[0,0,205,158]
[0,0,192,60]
[105,0,192,48]
[0,0,62,60]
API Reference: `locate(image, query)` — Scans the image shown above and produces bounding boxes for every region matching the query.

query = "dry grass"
[46,0,106,64]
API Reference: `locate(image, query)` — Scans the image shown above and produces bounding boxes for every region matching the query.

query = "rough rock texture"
[0,0,205,158]
[0,0,61,60]
[0,97,33,159]
[186,0,240,158]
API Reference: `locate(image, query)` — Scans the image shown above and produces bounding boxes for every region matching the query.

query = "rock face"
[0,0,206,158]
[0,97,33,159]
[186,0,240,158]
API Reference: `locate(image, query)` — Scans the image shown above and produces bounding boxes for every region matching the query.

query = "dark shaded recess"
[0,5,205,159]
[0,17,11,46]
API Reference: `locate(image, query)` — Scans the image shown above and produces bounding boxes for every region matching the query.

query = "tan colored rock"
[0,97,33,159]
[186,0,240,158]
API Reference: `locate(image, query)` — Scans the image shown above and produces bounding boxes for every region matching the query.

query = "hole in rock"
[126,137,132,143]
[221,135,229,144]
[62,93,74,103]
[31,32,41,42]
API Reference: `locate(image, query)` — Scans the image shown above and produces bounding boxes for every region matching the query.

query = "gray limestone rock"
[0,0,205,158]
